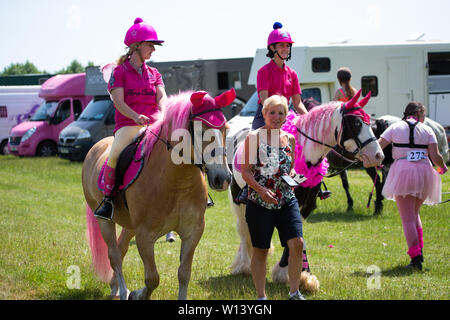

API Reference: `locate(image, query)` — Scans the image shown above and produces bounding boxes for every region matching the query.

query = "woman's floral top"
[248,142,295,210]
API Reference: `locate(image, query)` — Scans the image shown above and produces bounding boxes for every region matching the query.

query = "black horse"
[326,115,448,215]
[325,118,393,214]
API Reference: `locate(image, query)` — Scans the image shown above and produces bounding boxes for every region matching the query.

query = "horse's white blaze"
[355,123,383,167]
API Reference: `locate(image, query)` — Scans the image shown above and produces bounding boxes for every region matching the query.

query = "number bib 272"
[407,150,427,161]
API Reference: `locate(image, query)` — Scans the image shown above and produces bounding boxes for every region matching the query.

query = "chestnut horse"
[228,90,384,292]
[82,89,235,300]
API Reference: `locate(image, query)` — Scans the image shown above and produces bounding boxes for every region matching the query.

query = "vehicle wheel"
[0,140,8,155]
[36,141,57,157]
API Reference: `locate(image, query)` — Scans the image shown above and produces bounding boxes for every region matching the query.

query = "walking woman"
[378,102,448,270]
[242,95,306,300]
[94,18,167,220]
[333,67,358,102]
[252,22,308,130]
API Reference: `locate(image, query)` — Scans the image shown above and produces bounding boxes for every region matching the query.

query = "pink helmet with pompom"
[267,22,294,48]
[124,17,164,47]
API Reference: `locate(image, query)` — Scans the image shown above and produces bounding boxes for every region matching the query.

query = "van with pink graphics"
[8,73,92,156]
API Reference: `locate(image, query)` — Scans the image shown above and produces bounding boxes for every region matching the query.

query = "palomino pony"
[327,114,449,214]
[82,89,235,300]
[228,90,384,291]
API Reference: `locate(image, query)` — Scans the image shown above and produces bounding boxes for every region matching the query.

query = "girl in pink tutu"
[378,102,448,270]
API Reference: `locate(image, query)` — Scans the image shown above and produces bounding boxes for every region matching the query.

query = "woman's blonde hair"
[116,42,141,65]
[262,94,289,116]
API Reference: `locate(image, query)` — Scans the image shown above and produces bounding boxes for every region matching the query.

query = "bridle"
[296,103,377,171]
[188,108,227,172]
[138,107,227,172]
[339,105,377,154]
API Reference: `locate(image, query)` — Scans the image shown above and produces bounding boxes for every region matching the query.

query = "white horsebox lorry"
[0,86,43,154]
[226,41,450,160]
[247,41,450,125]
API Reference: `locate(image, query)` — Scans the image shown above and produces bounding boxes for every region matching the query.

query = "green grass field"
[0,155,448,300]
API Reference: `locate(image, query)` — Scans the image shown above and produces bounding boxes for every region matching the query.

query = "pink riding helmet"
[267,22,294,48]
[124,17,164,47]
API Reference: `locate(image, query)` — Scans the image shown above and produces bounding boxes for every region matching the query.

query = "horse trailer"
[248,41,450,127]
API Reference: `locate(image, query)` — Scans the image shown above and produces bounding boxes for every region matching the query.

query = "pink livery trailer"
[8,73,92,156]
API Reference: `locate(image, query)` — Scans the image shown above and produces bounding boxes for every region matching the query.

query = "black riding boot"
[94,196,114,221]
[406,255,422,271]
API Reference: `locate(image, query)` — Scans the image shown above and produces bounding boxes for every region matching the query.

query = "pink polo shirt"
[380,119,437,160]
[257,60,302,104]
[107,59,164,133]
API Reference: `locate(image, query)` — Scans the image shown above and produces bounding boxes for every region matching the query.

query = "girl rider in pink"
[94,18,168,220]
[252,22,308,130]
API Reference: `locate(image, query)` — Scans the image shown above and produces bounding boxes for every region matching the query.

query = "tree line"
[1,60,95,76]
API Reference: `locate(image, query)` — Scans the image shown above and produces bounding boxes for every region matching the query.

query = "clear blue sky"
[1,0,450,73]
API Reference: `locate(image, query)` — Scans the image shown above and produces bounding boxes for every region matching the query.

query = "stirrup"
[166,232,176,243]
[94,197,114,221]
[207,193,214,208]
[318,181,331,200]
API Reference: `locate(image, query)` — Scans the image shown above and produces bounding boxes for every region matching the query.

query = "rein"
[140,107,226,169]
[295,104,365,165]
[295,103,377,178]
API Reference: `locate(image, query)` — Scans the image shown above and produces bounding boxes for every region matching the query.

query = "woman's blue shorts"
[245,199,303,249]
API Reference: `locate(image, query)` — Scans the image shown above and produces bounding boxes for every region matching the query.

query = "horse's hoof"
[374,205,383,215]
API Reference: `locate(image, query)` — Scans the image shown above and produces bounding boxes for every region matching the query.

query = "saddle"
[98,126,162,195]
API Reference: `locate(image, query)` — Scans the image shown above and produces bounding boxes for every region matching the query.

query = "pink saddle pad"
[98,125,161,193]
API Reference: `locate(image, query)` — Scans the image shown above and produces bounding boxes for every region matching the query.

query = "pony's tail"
[85,203,113,283]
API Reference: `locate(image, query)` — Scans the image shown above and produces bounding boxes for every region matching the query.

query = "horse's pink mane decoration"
[282,107,334,188]
[161,91,193,137]
[290,103,339,151]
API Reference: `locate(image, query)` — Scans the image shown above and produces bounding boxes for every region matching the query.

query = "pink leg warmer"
[417,227,424,250]
[103,165,116,197]
[407,245,422,259]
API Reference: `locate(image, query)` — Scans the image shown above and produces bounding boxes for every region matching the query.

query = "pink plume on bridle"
[344,89,372,125]
[344,89,361,109]
[356,91,371,108]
